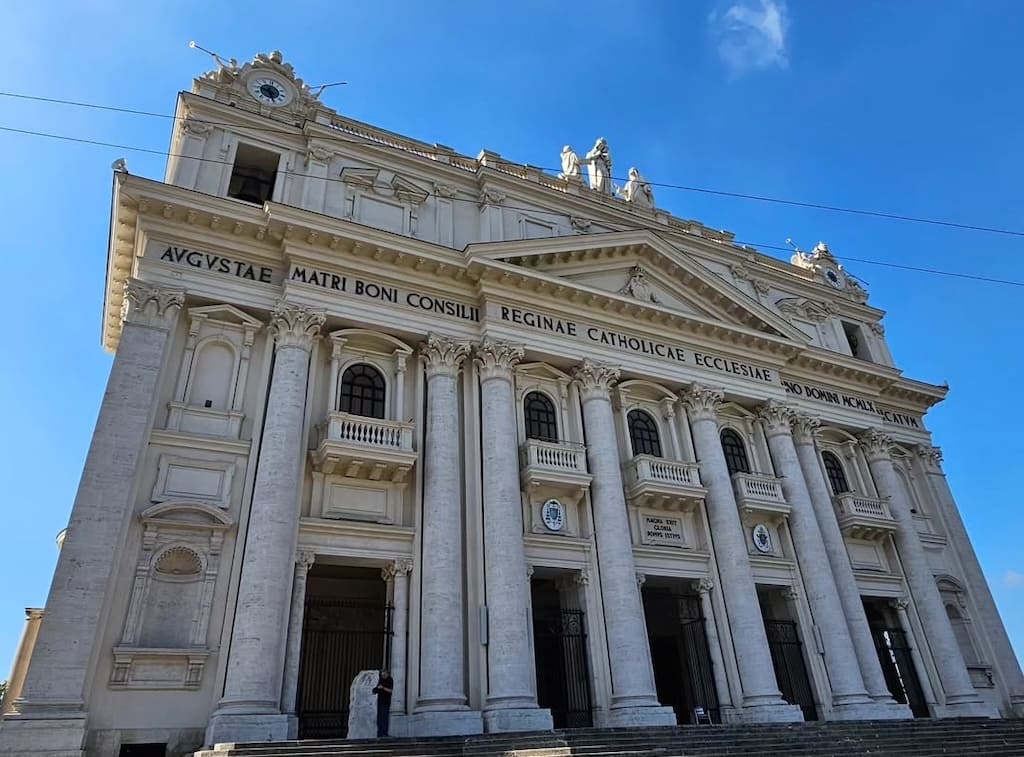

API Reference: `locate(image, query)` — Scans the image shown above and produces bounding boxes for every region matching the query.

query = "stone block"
[406,709,483,736]
[347,670,380,739]
[602,705,678,727]
[482,707,554,733]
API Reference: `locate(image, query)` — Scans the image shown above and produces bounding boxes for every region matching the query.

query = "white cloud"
[1005,570,1024,588]
[710,0,790,77]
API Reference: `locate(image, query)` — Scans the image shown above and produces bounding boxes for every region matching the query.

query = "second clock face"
[249,77,291,106]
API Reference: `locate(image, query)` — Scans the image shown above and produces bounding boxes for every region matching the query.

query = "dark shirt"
[375,675,394,707]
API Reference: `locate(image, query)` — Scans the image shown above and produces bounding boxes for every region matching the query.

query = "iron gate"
[533,607,594,728]
[764,620,817,721]
[297,599,393,739]
[871,626,929,718]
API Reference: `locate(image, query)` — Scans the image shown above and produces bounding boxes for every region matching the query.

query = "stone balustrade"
[832,492,897,540]
[731,472,791,518]
[622,456,706,510]
[312,412,418,482]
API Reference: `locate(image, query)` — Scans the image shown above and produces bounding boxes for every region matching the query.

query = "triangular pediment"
[187,303,264,329]
[465,230,809,343]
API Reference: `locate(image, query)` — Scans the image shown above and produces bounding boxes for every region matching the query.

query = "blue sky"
[1,0,1021,681]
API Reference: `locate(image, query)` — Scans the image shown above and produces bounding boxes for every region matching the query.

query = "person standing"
[372,669,394,737]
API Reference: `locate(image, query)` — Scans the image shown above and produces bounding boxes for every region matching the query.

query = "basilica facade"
[1,51,1021,757]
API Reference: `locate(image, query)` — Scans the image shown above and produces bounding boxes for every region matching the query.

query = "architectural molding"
[269,302,325,350]
[571,360,620,402]
[679,385,724,422]
[473,338,524,383]
[122,279,185,328]
[419,333,471,379]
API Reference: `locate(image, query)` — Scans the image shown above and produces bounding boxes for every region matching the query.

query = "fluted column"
[0,280,182,757]
[914,446,1024,715]
[695,579,734,710]
[412,334,481,734]
[475,338,552,732]
[680,386,800,722]
[790,414,905,714]
[209,303,324,743]
[573,361,676,727]
[383,560,412,715]
[758,402,873,715]
[860,429,992,716]
[282,551,316,731]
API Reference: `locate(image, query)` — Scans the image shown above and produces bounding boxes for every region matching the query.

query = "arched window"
[946,604,981,666]
[720,428,750,475]
[822,451,850,494]
[627,410,662,457]
[339,364,386,419]
[524,392,558,442]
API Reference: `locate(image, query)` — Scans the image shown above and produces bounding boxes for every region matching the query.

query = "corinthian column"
[410,334,481,735]
[758,403,874,716]
[790,414,908,717]
[679,386,800,722]
[383,560,412,716]
[208,303,324,744]
[914,446,1024,716]
[860,429,993,717]
[0,281,183,757]
[475,338,552,732]
[573,361,676,727]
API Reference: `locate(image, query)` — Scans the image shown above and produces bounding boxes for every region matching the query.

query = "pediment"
[466,230,809,343]
[187,303,263,329]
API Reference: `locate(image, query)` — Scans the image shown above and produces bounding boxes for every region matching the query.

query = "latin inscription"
[781,379,921,428]
[641,514,684,547]
[159,246,273,283]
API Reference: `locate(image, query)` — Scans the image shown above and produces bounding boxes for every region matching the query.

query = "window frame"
[523,390,559,443]
[338,363,387,419]
[821,450,851,494]
[719,428,751,475]
[627,409,663,458]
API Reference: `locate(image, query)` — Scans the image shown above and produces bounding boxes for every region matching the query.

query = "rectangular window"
[227,143,279,204]
[842,321,872,361]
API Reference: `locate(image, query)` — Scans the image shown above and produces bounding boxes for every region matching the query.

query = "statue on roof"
[559,145,583,183]
[581,137,613,194]
[621,167,655,209]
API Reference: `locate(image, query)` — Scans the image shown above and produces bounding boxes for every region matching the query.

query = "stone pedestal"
[862,429,996,718]
[680,386,801,723]
[207,303,325,745]
[0,281,183,757]
[573,361,676,726]
[476,339,552,732]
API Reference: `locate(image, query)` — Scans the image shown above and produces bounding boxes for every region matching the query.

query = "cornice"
[790,349,903,391]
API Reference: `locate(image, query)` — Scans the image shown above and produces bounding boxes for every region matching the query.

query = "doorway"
[758,586,817,721]
[296,564,393,739]
[531,576,594,728]
[864,599,929,718]
[642,583,720,724]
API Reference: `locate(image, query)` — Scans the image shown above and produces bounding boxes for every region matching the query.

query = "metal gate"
[871,626,929,718]
[533,607,594,728]
[764,620,817,721]
[297,599,393,739]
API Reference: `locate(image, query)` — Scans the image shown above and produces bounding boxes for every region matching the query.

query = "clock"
[825,268,843,288]
[248,76,292,107]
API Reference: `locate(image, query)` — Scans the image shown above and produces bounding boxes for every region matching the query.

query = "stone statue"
[559,145,582,182]
[582,137,613,194]
[621,167,655,209]
[618,266,660,303]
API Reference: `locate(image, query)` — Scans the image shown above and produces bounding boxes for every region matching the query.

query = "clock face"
[249,77,291,106]
[825,268,843,288]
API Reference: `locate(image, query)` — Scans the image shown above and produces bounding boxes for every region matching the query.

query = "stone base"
[723,702,805,723]
[205,712,289,747]
[602,705,678,728]
[406,709,483,736]
[828,701,914,721]
[942,698,999,718]
[0,714,88,757]
[483,707,553,733]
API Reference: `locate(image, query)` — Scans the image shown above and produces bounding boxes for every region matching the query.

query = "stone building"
[1,51,1021,757]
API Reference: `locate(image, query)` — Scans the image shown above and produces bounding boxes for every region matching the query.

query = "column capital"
[576,568,590,586]
[790,413,821,445]
[382,559,413,581]
[679,384,724,422]
[269,302,325,351]
[635,572,647,589]
[295,550,316,571]
[696,577,714,595]
[473,337,524,382]
[889,597,910,611]
[419,333,471,379]
[122,279,184,328]
[781,586,800,601]
[914,445,944,471]
[756,400,797,438]
[572,360,620,401]
[859,428,895,462]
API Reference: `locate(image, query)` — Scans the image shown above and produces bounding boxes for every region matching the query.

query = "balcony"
[311,412,418,483]
[622,455,706,510]
[519,439,591,495]
[833,493,897,540]
[732,472,791,519]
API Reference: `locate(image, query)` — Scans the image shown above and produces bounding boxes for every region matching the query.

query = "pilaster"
[281,551,316,737]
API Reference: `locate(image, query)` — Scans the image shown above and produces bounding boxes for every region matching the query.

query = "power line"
[3,89,1024,239]
[1,122,1022,289]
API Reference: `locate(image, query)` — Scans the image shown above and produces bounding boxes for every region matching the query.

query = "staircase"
[195,719,1024,757]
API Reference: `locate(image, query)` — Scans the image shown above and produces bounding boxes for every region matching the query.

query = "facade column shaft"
[790,416,901,708]
[475,339,551,732]
[758,403,872,711]
[415,335,472,712]
[860,430,990,716]
[891,598,937,705]
[281,552,315,721]
[680,386,799,721]
[573,362,675,727]
[696,580,734,710]
[386,561,412,715]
